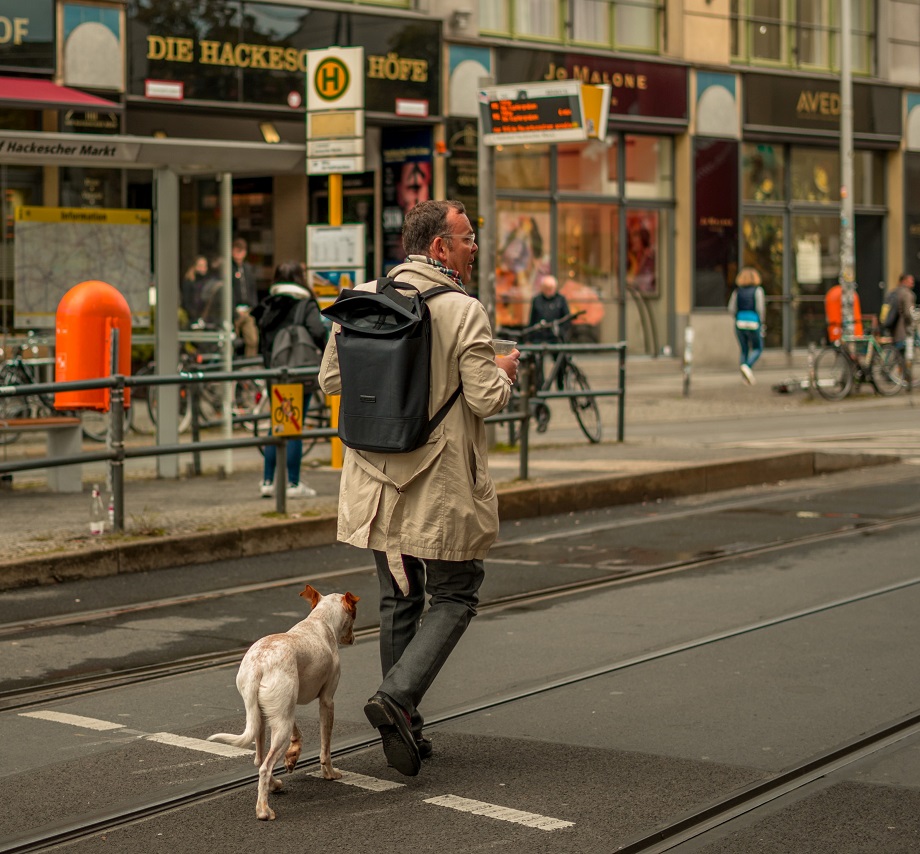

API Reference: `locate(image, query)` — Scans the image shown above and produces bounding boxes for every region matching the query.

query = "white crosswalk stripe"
[424,794,574,830]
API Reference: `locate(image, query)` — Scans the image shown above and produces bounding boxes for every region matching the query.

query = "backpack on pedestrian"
[321,277,464,454]
[880,289,900,333]
[261,299,323,392]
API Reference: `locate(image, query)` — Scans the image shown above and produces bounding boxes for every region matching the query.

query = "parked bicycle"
[500,310,601,443]
[812,333,905,400]
[0,337,128,444]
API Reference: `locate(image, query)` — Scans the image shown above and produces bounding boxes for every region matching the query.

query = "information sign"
[270,383,304,437]
[478,81,587,146]
[307,224,365,268]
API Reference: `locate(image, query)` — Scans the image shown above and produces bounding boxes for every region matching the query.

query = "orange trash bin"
[55,280,132,412]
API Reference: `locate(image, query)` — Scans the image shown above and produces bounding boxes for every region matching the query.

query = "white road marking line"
[21,711,126,731]
[424,794,574,831]
[146,732,253,757]
[309,769,405,791]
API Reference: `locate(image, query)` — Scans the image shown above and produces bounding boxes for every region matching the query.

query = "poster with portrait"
[495,209,551,328]
[382,129,433,272]
[626,211,658,297]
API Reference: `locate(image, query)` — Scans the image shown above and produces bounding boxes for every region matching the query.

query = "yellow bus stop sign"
[270,383,304,437]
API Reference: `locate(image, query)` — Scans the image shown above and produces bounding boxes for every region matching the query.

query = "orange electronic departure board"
[478,81,587,146]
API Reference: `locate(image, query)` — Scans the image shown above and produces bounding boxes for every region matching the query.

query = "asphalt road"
[2,463,919,853]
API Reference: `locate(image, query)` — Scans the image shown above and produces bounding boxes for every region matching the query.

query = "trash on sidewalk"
[772,376,811,394]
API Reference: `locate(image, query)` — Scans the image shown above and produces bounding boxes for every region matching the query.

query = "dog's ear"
[300,585,322,608]
[343,592,360,615]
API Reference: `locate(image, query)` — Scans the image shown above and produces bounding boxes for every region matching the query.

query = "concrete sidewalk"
[0,351,907,589]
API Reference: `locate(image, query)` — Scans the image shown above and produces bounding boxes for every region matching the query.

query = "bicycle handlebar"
[518,309,586,338]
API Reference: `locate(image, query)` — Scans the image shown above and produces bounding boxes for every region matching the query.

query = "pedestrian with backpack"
[319,200,519,777]
[251,261,326,499]
[880,273,916,348]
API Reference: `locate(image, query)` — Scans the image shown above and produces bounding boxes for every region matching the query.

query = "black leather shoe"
[416,735,432,760]
[364,692,421,777]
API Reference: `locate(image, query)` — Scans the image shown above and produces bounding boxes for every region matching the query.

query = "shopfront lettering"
[0,16,29,45]
[147,35,194,63]
[796,90,840,117]
[199,40,305,71]
[367,52,428,83]
[543,62,648,90]
[146,34,307,71]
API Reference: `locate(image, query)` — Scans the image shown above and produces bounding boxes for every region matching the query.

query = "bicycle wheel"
[871,343,905,396]
[146,383,191,433]
[562,360,602,443]
[0,392,28,444]
[813,346,854,401]
[80,408,133,443]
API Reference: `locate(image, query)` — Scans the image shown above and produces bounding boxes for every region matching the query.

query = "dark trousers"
[372,550,485,735]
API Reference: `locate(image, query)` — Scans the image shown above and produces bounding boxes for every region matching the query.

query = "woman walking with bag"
[728,267,766,385]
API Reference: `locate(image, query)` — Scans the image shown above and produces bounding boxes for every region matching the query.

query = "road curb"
[0,451,897,591]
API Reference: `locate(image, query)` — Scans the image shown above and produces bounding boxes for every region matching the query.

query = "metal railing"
[0,344,626,528]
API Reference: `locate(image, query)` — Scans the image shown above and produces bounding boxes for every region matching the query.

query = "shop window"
[557,140,616,195]
[790,147,839,203]
[742,143,786,203]
[741,214,784,347]
[495,144,550,192]
[624,135,671,199]
[495,201,551,329]
[558,202,615,343]
[570,0,608,45]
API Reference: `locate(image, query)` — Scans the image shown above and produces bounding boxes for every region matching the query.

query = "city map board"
[14,206,152,328]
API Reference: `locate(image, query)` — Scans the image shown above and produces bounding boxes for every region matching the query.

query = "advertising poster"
[626,210,658,297]
[381,128,433,272]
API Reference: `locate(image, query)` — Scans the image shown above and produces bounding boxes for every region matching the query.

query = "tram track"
[2,506,918,714]
[3,572,919,854]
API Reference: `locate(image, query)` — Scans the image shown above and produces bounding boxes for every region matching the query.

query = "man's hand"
[496,350,520,384]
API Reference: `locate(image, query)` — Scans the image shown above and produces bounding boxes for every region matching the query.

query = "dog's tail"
[207,664,263,755]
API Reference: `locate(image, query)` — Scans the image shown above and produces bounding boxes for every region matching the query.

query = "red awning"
[0,77,120,110]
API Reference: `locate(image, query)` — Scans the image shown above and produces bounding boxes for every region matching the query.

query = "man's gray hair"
[402,200,466,256]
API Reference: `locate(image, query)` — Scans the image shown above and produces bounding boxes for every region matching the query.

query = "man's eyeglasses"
[440,232,476,246]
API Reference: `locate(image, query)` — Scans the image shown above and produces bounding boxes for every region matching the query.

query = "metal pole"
[108,328,125,532]
[518,358,531,481]
[839,1,856,335]
[219,172,234,475]
[477,75,496,329]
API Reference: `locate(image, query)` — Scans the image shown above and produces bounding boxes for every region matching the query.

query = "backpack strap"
[382,278,468,442]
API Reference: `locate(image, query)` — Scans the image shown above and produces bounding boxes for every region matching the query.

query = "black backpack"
[881,289,900,332]
[258,298,322,391]
[321,277,464,453]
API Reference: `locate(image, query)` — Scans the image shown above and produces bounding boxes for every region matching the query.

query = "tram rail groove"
[4,573,920,854]
[3,510,920,713]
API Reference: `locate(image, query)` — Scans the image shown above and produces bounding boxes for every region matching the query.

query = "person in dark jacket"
[251,261,326,499]
[528,275,571,343]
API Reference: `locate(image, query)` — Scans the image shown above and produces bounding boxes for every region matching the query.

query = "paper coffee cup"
[492,338,517,356]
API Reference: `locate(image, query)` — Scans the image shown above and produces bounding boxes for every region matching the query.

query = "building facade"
[1,0,919,366]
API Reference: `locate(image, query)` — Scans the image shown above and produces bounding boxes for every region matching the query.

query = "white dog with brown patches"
[208,584,359,820]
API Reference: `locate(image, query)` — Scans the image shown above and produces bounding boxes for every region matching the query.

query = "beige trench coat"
[319,259,512,593]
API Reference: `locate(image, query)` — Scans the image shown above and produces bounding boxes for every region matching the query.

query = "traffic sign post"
[305,46,365,469]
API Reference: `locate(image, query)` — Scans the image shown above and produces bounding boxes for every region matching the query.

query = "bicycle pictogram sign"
[270,383,304,437]
[314,57,350,102]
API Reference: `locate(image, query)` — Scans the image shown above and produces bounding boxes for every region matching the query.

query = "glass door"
[791,214,839,346]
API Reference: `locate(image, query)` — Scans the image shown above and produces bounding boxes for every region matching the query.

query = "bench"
[0,416,83,493]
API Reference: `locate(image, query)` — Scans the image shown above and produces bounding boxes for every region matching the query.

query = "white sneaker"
[740,364,755,385]
[259,480,274,498]
[286,482,317,498]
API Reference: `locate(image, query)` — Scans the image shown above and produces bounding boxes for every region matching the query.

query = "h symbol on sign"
[320,66,342,91]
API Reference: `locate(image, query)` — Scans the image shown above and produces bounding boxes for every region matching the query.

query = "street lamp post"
[839,0,856,335]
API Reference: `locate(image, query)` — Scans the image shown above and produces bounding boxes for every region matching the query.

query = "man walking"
[889,273,916,349]
[320,200,519,776]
